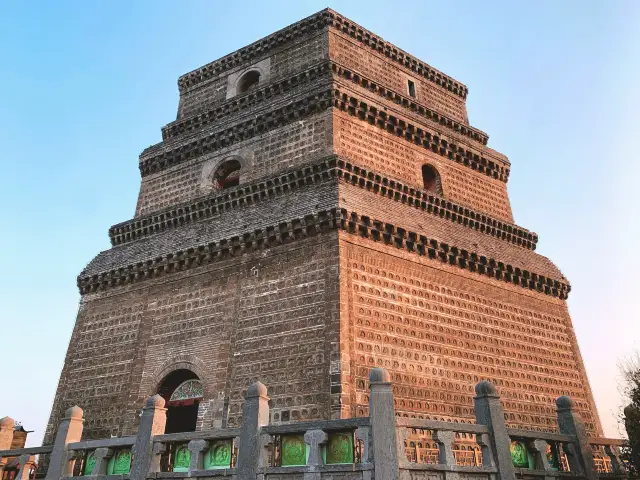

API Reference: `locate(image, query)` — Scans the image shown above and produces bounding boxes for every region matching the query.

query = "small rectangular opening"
[408,79,416,98]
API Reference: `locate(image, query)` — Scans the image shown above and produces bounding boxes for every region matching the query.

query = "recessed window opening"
[422,164,442,195]
[157,369,202,434]
[214,159,242,190]
[237,70,261,94]
[408,79,416,98]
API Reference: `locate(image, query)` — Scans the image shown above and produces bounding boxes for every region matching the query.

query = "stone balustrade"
[0,369,634,480]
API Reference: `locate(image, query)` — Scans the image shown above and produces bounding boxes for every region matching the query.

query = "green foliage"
[620,354,640,475]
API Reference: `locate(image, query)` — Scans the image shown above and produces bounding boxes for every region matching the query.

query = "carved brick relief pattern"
[338,185,555,282]
[44,301,146,441]
[327,11,468,98]
[112,157,535,251]
[337,207,568,298]
[226,237,339,426]
[333,110,513,221]
[332,91,509,182]
[165,62,331,140]
[329,31,468,123]
[336,160,535,249]
[178,34,328,121]
[340,239,599,434]
[331,62,487,146]
[135,111,332,217]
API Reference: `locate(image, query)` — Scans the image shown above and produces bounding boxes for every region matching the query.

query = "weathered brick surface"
[329,30,469,123]
[46,232,340,440]
[333,109,513,221]
[45,8,603,444]
[338,234,600,434]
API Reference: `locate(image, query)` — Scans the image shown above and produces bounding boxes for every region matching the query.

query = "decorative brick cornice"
[339,209,569,299]
[327,10,467,99]
[114,157,536,259]
[78,209,342,294]
[111,158,338,246]
[139,89,334,177]
[177,9,467,100]
[337,160,536,249]
[331,62,487,146]
[333,88,510,182]
[164,62,332,141]
[140,86,504,180]
[81,206,565,299]
[178,10,332,92]
[114,156,534,250]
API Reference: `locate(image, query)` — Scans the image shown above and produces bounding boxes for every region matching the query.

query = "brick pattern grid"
[135,110,332,217]
[45,234,339,441]
[333,109,514,222]
[339,236,599,434]
[177,32,328,119]
[329,30,469,124]
[45,13,604,443]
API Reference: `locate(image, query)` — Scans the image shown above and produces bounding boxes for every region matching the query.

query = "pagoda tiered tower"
[45,9,603,442]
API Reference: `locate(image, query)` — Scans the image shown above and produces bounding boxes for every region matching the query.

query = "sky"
[0,1,638,446]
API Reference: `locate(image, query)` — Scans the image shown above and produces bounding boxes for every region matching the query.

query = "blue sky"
[1,1,638,445]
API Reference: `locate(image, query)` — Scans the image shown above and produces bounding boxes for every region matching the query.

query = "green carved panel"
[204,440,233,469]
[83,452,96,476]
[510,440,529,468]
[107,449,132,475]
[173,444,191,472]
[325,432,354,464]
[281,434,307,466]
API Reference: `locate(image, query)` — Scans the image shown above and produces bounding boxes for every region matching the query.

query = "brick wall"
[329,30,469,124]
[338,234,601,435]
[45,232,340,442]
[333,109,514,221]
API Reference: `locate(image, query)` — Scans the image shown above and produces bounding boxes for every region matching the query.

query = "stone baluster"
[0,417,15,477]
[187,439,209,474]
[45,406,84,480]
[477,432,495,469]
[148,442,166,474]
[90,447,113,476]
[62,450,82,477]
[556,396,596,480]
[604,444,622,474]
[528,439,553,480]
[256,433,273,480]
[473,381,515,480]
[130,395,167,480]
[304,429,328,480]
[433,430,456,466]
[369,368,399,480]
[15,454,36,480]
[236,381,269,480]
[356,427,372,480]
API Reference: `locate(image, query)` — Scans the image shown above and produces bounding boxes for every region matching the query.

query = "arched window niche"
[157,369,203,434]
[236,70,261,94]
[422,164,443,195]
[213,159,242,190]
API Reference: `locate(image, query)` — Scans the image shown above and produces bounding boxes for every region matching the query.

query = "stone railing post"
[556,396,596,480]
[236,382,269,480]
[90,447,113,476]
[187,439,209,474]
[130,395,167,480]
[15,454,36,480]
[433,430,456,466]
[369,368,399,480]
[473,381,515,480]
[45,406,84,480]
[0,417,15,477]
[304,429,328,479]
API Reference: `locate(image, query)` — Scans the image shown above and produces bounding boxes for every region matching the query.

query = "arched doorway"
[157,369,203,434]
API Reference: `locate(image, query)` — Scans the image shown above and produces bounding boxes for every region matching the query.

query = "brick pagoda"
[45,9,603,442]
